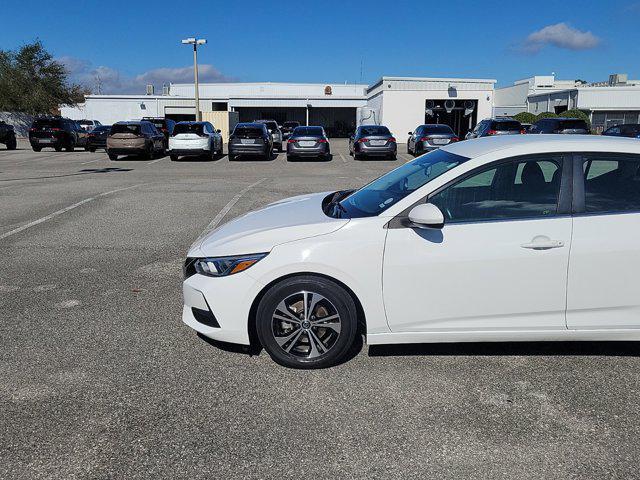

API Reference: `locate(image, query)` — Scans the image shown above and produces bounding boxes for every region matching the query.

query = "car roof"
[236,122,265,127]
[176,121,207,125]
[442,134,640,158]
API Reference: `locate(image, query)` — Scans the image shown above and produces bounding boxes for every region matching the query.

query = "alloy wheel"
[271,291,342,359]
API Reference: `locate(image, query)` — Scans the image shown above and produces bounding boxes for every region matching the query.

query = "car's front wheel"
[256,275,358,369]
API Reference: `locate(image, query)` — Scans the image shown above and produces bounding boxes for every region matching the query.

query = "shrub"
[513,112,537,124]
[536,112,558,120]
[562,109,591,126]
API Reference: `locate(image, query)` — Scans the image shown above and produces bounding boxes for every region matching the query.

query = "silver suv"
[254,120,283,152]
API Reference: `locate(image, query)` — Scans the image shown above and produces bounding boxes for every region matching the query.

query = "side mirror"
[408,131,413,135]
[408,203,444,229]
[216,129,221,133]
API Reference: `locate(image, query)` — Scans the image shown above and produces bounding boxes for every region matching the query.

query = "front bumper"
[182,272,265,345]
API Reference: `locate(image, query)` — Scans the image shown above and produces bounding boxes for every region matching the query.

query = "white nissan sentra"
[183,135,640,368]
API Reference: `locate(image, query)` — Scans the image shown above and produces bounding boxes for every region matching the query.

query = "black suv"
[465,118,525,139]
[281,121,300,140]
[529,118,590,134]
[29,117,87,152]
[0,121,17,150]
[142,117,176,148]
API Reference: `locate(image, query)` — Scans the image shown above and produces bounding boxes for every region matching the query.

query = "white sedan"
[183,135,640,368]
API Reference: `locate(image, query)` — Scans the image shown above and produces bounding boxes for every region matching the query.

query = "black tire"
[6,136,17,150]
[89,147,96,153]
[264,149,272,161]
[286,155,295,162]
[228,154,236,161]
[389,153,397,160]
[32,146,42,152]
[54,145,63,152]
[170,155,179,161]
[143,144,152,160]
[65,138,75,152]
[256,275,358,369]
[108,152,118,160]
[354,153,363,160]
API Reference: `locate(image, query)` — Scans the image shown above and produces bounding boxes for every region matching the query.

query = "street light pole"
[181,37,207,122]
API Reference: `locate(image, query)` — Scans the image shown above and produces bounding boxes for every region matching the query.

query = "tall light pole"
[181,37,207,121]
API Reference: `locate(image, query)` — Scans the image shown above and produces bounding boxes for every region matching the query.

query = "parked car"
[168,121,223,161]
[602,124,640,138]
[29,116,87,152]
[281,121,300,140]
[141,117,176,149]
[228,123,273,161]
[254,120,283,151]
[348,125,397,160]
[286,126,330,161]
[106,121,165,160]
[465,118,525,139]
[0,121,17,150]
[76,119,102,132]
[407,124,458,155]
[182,135,640,368]
[529,118,590,135]
[85,125,111,152]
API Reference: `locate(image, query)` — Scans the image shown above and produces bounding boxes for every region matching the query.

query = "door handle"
[521,236,565,250]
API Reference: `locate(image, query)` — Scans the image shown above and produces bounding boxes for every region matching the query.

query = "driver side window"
[429,156,563,223]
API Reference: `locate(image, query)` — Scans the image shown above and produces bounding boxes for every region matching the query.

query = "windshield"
[293,126,323,136]
[233,126,264,138]
[331,149,468,218]
[558,120,588,130]
[493,121,522,131]
[32,119,62,129]
[173,123,205,136]
[111,124,141,135]
[359,126,391,136]
[422,125,453,134]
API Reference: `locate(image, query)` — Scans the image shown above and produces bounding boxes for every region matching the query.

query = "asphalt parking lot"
[2,139,640,479]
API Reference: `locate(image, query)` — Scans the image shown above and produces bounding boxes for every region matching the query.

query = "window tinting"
[293,127,323,136]
[492,121,522,131]
[32,119,62,129]
[430,156,563,223]
[173,123,205,136]
[582,154,640,213]
[359,126,391,136]
[233,126,264,138]
[111,124,141,135]
[558,120,588,131]
[422,125,454,134]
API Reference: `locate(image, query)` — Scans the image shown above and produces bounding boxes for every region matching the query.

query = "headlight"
[184,253,268,279]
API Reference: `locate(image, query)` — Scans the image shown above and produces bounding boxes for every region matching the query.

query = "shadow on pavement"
[368,341,640,357]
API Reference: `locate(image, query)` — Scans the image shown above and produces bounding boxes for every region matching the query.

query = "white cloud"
[522,22,601,54]
[58,56,235,94]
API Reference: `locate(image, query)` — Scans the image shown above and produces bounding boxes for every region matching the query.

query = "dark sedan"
[602,124,640,138]
[85,125,111,152]
[408,124,459,156]
[286,126,330,161]
[349,125,397,160]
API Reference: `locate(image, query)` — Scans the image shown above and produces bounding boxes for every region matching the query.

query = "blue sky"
[1,0,639,93]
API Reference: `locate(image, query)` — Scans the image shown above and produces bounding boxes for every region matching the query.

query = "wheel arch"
[247,272,367,349]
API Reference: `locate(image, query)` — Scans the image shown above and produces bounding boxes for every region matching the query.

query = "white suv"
[168,121,223,161]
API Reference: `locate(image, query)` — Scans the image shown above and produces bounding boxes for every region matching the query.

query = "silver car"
[254,120,283,152]
[407,124,459,156]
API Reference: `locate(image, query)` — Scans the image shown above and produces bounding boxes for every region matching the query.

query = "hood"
[189,191,348,257]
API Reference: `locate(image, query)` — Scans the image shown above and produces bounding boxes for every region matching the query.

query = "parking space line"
[204,178,267,231]
[0,183,146,241]
[80,158,103,165]
[338,152,347,163]
[146,158,165,166]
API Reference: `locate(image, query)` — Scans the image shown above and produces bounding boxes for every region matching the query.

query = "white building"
[62,76,497,139]
[493,75,580,117]
[526,74,640,132]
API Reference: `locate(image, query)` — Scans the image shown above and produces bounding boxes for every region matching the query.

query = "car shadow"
[170,154,226,162]
[287,154,333,163]
[196,332,365,367]
[368,341,640,358]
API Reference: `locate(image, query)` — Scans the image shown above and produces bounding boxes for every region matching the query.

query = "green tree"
[0,40,87,114]
[513,112,537,124]
[562,109,591,126]
[536,112,558,120]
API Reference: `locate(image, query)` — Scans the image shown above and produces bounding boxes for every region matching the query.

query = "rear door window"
[111,124,141,135]
[422,125,454,134]
[293,127,323,136]
[582,154,640,213]
[173,123,205,136]
[493,121,522,131]
[234,126,264,138]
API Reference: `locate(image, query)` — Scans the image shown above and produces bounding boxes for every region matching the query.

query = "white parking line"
[80,158,103,165]
[202,178,267,233]
[146,158,164,166]
[0,183,146,240]
[338,152,347,163]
